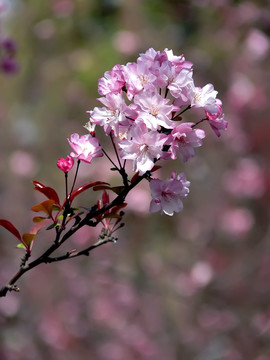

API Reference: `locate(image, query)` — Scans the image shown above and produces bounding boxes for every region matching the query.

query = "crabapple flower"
[57,155,74,173]
[189,83,219,114]
[67,133,103,163]
[206,102,227,137]
[166,123,205,162]
[84,121,96,136]
[122,61,156,100]
[98,64,125,96]
[119,122,167,175]
[133,89,176,130]
[89,93,137,136]
[149,171,190,216]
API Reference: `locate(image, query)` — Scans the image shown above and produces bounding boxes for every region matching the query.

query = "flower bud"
[57,155,74,173]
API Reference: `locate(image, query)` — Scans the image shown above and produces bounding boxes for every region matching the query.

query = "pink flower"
[89,93,137,136]
[98,64,126,96]
[57,155,74,173]
[149,171,190,216]
[167,68,194,99]
[189,83,219,113]
[208,114,228,137]
[166,123,205,162]
[133,89,175,130]
[122,61,156,100]
[118,122,167,175]
[67,133,103,163]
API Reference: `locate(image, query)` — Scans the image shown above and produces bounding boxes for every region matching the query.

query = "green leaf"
[17,243,26,250]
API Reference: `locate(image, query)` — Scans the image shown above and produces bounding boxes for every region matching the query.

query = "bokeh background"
[0,0,270,359]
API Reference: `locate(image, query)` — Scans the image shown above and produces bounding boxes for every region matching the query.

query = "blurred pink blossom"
[219,207,254,238]
[113,31,139,55]
[245,29,269,60]
[51,0,74,17]
[9,150,38,177]
[223,158,265,198]
[190,261,214,287]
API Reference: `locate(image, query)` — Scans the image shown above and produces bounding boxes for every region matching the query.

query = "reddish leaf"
[131,172,139,183]
[31,200,55,217]
[33,216,47,223]
[102,190,110,205]
[93,185,112,192]
[0,219,21,242]
[110,203,127,214]
[69,181,109,203]
[22,233,36,248]
[110,186,125,195]
[33,181,60,205]
[151,165,162,172]
[103,214,122,219]
[29,219,52,235]
[0,220,32,252]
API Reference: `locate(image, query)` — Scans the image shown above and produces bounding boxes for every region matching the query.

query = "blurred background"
[0,0,270,359]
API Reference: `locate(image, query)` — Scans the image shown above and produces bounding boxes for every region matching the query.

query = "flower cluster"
[57,48,227,217]
[83,48,227,215]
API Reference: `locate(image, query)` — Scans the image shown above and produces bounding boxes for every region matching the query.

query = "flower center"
[139,74,148,85]
[139,144,149,153]
[150,105,159,117]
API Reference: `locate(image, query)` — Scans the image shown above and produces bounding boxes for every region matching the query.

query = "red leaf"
[0,219,21,242]
[29,219,52,235]
[93,185,112,192]
[22,233,36,248]
[102,190,110,205]
[0,219,31,253]
[33,181,60,205]
[110,203,127,214]
[32,216,47,223]
[150,165,162,172]
[69,181,109,203]
[31,200,55,216]
[131,172,139,183]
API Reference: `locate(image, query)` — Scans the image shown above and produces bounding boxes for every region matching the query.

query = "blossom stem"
[110,133,122,169]
[69,159,80,198]
[102,148,119,170]
[192,117,207,128]
[65,172,68,201]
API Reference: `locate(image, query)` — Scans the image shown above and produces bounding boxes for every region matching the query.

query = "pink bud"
[57,155,74,173]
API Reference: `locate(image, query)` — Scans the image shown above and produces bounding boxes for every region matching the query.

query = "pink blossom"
[67,133,103,164]
[167,68,194,99]
[166,123,205,162]
[208,114,228,137]
[149,171,190,216]
[57,155,74,173]
[122,61,156,100]
[98,64,126,96]
[164,49,193,72]
[89,93,137,136]
[189,83,219,113]
[118,122,167,175]
[133,89,175,130]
